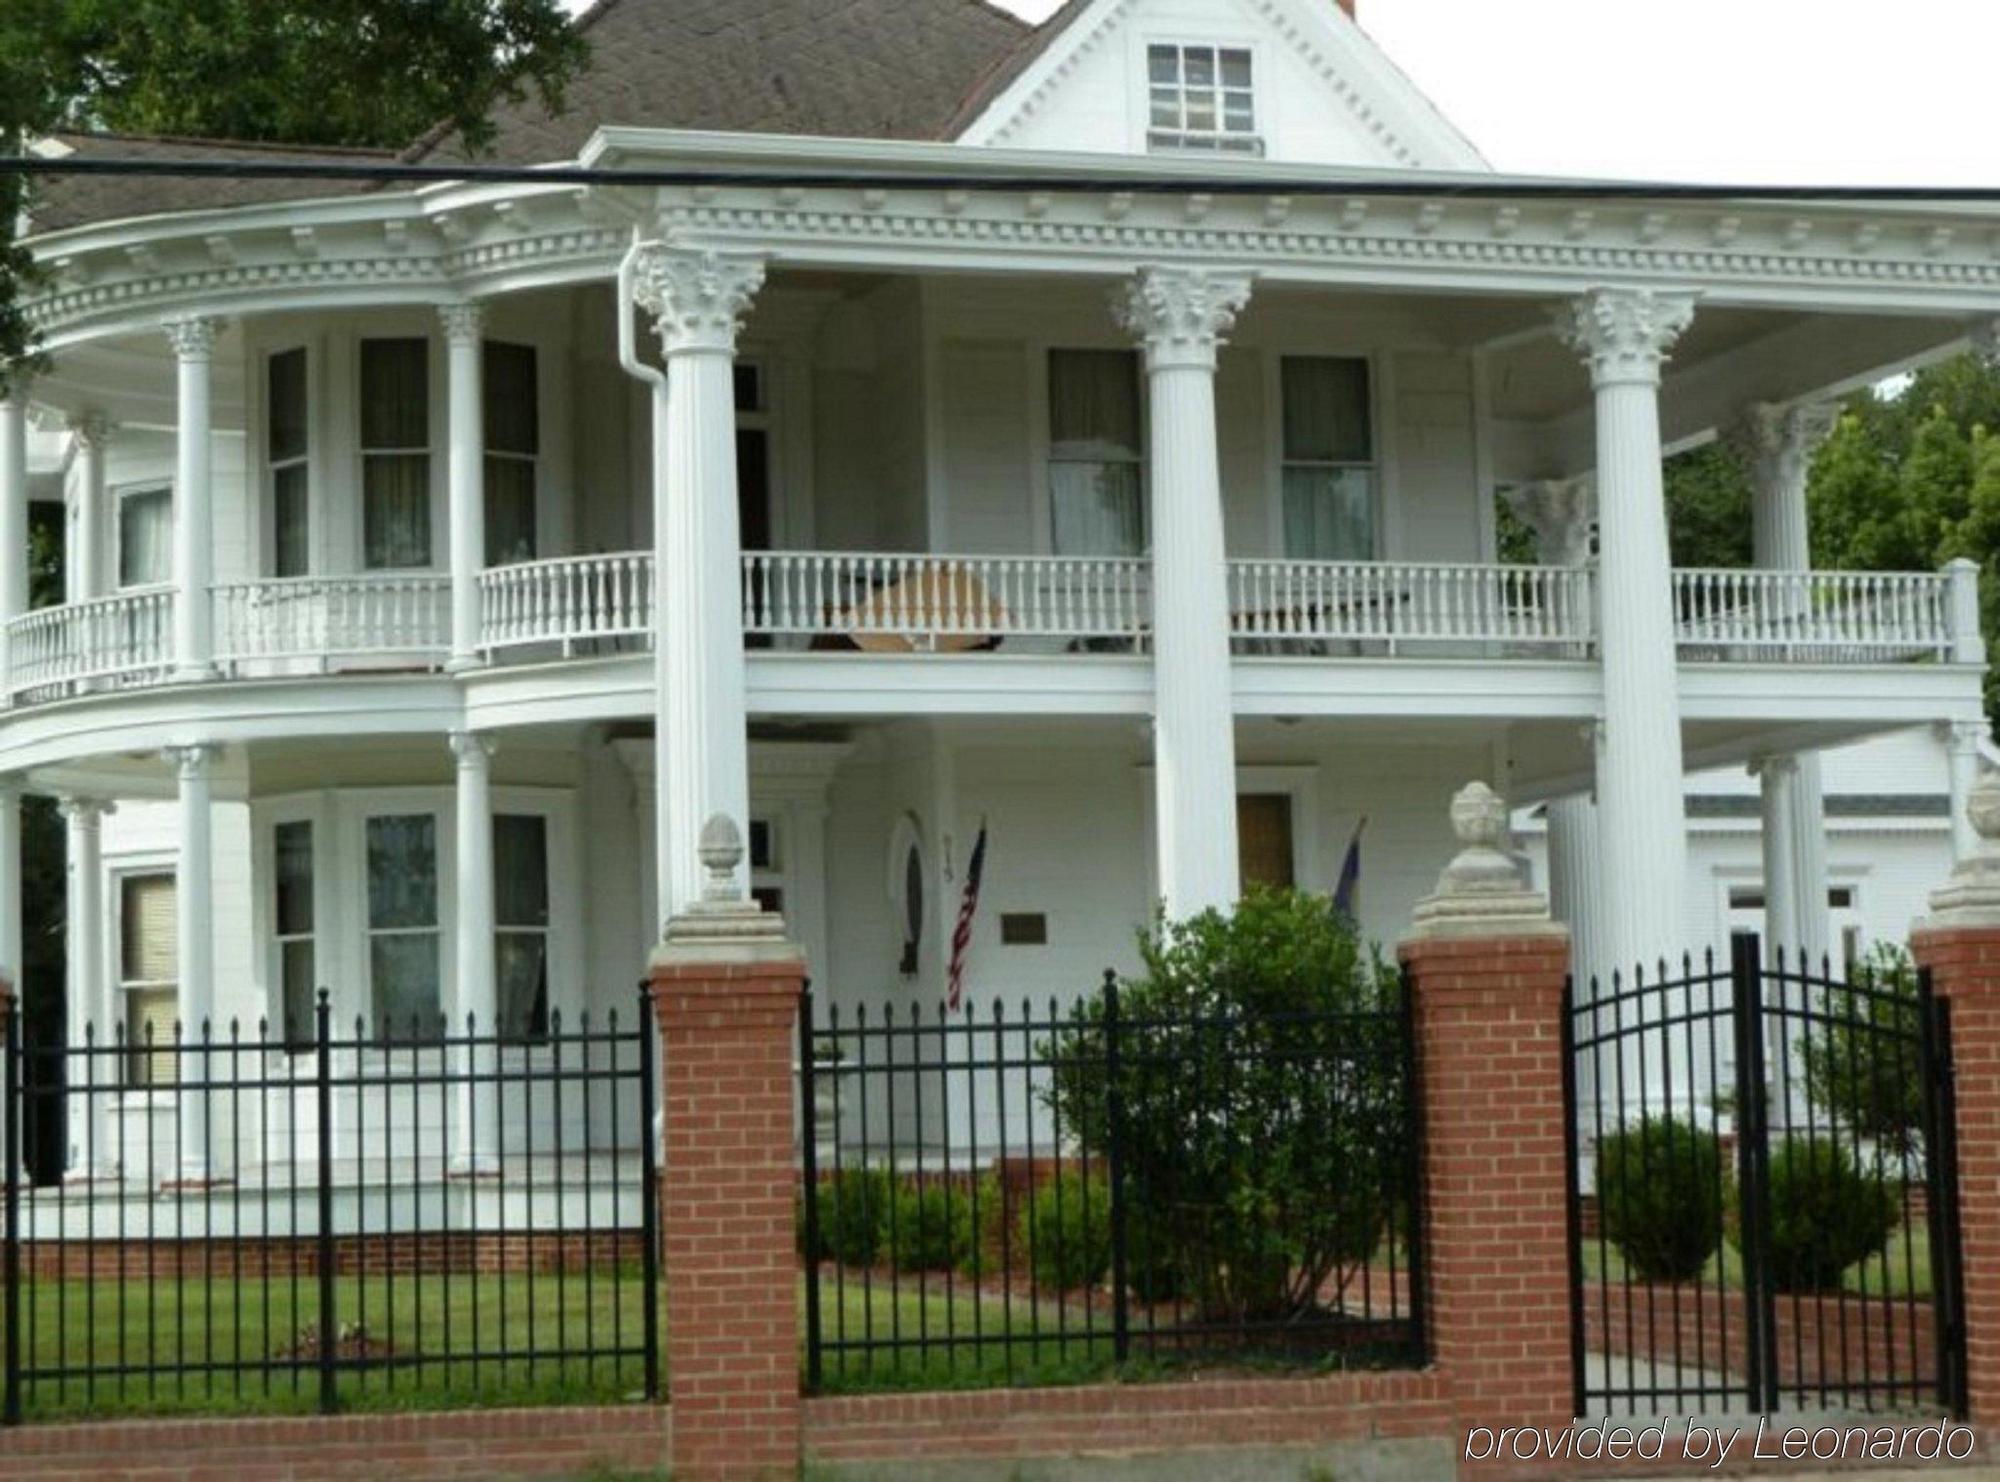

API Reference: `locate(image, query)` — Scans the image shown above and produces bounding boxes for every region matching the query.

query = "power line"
[5,152,1999,204]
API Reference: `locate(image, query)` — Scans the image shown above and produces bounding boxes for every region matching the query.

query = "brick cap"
[650,927,806,971]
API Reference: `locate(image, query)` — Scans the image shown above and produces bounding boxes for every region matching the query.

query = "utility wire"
[3,153,1997,203]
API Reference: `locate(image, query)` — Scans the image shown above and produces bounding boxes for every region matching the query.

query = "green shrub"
[953,1172,1005,1280]
[1764,1137,1900,1292]
[884,1179,974,1272]
[1596,1117,1725,1283]
[1024,1171,1111,1291]
[804,1168,894,1267]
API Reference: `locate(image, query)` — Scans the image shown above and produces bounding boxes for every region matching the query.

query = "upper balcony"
[4,550,1973,706]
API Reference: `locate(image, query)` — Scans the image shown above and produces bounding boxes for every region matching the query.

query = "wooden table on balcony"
[840,567,1007,653]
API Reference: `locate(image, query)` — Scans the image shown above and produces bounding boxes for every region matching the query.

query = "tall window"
[273,820,315,1046]
[366,813,440,1035]
[495,814,550,1038]
[1048,349,1143,556]
[360,338,431,569]
[268,348,310,577]
[1281,357,1375,561]
[117,487,172,588]
[483,341,538,565]
[119,872,177,1086]
[1147,44,1260,155]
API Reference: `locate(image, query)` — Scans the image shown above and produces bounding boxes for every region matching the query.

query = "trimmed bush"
[805,1168,894,1267]
[884,1179,974,1272]
[1023,1171,1112,1291]
[1596,1116,1725,1283]
[1764,1137,1899,1292]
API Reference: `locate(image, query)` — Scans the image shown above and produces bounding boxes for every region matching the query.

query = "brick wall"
[0,1406,668,1480]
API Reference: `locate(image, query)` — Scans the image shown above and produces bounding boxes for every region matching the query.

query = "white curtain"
[118,488,172,588]
[1283,468,1375,561]
[1281,357,1375,560]
[366,814,440,1034]
[494,814,549,1037]
[1049,349,1144,556]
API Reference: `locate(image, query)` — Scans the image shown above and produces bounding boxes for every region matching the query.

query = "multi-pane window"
[119,872,177,1086]
[483,341,538,566]
[494,813,550,1039]
[366,813,440,1035]
[360,338,431,569]
[268,348,310,578]
[117,487,172,588]
[1281,357,1376,561]
[1147,44,1260,155]
[273,820,315,1047]
[1048,349,1144,556]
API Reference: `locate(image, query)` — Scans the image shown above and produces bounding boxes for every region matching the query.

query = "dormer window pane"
[1148,45,1177,84]
[1146,42,1261,156]
[1220,49,1252,87]
[1184,47,1215,86]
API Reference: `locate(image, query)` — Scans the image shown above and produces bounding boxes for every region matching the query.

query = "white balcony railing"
[479,553,655,656]
[742,551,1151,651]
[1228,559,1596,655]
[213,574,451,670]
[5,588,174,700]
[1672,568,1955,662]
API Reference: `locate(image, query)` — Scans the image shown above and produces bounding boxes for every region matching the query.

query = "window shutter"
[121,873,178,985]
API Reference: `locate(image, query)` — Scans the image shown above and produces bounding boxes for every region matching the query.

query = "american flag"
[946,820,989,1012]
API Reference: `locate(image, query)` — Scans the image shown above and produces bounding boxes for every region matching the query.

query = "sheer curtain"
[484,342,539,565]
[494,813,550,1038]
[1049,349,1144,556]
[360,339,432,569]
[366,813,441,1034]
[118,488,172,588]
[1281,357,1375,561]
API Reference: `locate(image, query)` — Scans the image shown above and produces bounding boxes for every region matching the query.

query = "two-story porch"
[1,133,1995,1184]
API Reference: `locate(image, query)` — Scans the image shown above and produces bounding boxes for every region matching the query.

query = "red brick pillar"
[650,827,808,1482]
[1912,787,2000,1426]
[1398,783,1574,1442]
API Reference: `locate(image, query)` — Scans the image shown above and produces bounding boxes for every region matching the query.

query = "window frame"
[1275,353,1381,562]
[482,338,541,568]
[113,482,174,592]
[112,862,179,1090]
[1041,345,1148,557]
[265,344,313,579]
[1142,39,1264,158]
[356,335,437,572]
[494,809,553,1041]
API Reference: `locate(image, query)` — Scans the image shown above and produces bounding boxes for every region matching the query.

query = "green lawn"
[11,1271,655,1420]
[1579,1224,1935,1299]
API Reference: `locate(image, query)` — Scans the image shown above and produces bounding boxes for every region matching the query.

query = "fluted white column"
[60,797,113,1179]
[1947,719,1990,862]
[1115,267,1253,918]
[0,387,28,699]
[450,730,499,1176]
[166,318,221,681]
[1555,289,1696,977]
[70,414,110,602]
[1735,403,1840,966]
[166,743,217,1180]
[442,305,486,672]
[1756,754,1800,961]
[633,248,765,917]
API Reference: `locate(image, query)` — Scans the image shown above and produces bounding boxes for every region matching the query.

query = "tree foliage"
[1798,940,1926,1161]
[0,0,588,394]
[1042,888,1410,1326]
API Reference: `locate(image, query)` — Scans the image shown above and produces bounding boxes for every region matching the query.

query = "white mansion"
[0,0,1991,1178]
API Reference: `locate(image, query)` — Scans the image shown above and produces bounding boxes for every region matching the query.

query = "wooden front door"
[1237,793,1295,890]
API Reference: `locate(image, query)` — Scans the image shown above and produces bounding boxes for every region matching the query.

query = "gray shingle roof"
[26,132,392,236]
[408,0,1035,165]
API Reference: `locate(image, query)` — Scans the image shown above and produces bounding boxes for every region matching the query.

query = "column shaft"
[0,393,26,697]
[62,800,110,1178]
[167,320,219,680]
[634,250,765,918]
[452,732,499,1175]
[170,745,215,1180]
[72,418,108,602]
[1759,757,1800,961]
[443,306,486,671]
[1545,791,1605,993]
[1116,268,1252,919]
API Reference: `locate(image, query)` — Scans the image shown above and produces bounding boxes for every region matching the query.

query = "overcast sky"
[990,0,1996,187]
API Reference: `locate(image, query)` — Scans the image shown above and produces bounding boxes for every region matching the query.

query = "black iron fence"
[0,991,660,1421]
[798,972,1425,1393]
[1564,936,1965,1418]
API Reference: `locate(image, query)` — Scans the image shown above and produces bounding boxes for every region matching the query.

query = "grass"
[1579,1224,1935,1299]
[12,1270,656,1421]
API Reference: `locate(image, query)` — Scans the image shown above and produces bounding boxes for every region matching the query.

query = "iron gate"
[1564,935,1965,1417]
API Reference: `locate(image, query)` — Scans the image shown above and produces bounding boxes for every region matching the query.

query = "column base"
[172,663,217,684]
[159,1174,235,1196]
[446,1153,503,1182]
[62,1164,122,1187]
[444,654,486,675]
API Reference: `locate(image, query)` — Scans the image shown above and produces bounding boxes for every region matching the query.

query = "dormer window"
[1147,44,1261,156]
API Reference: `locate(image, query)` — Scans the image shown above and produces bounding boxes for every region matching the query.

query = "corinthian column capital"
[438,302,486,346]
[1728,401,1840,492]
[163,316,224,362]
[1552,288,1696,388]
[632,247,766,356]
[1504,477,1597,566]
[1113,267,1254,372]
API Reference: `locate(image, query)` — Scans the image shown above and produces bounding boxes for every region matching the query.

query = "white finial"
[1406,781,1561,940]
[1927,768,2000,926]
[699,814,744,903]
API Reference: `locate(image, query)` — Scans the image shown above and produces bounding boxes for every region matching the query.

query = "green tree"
[0,0,588,393]
[1042,888,1410,1327]
[1664,442,1754,569]
[1798,941,1926,1161]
